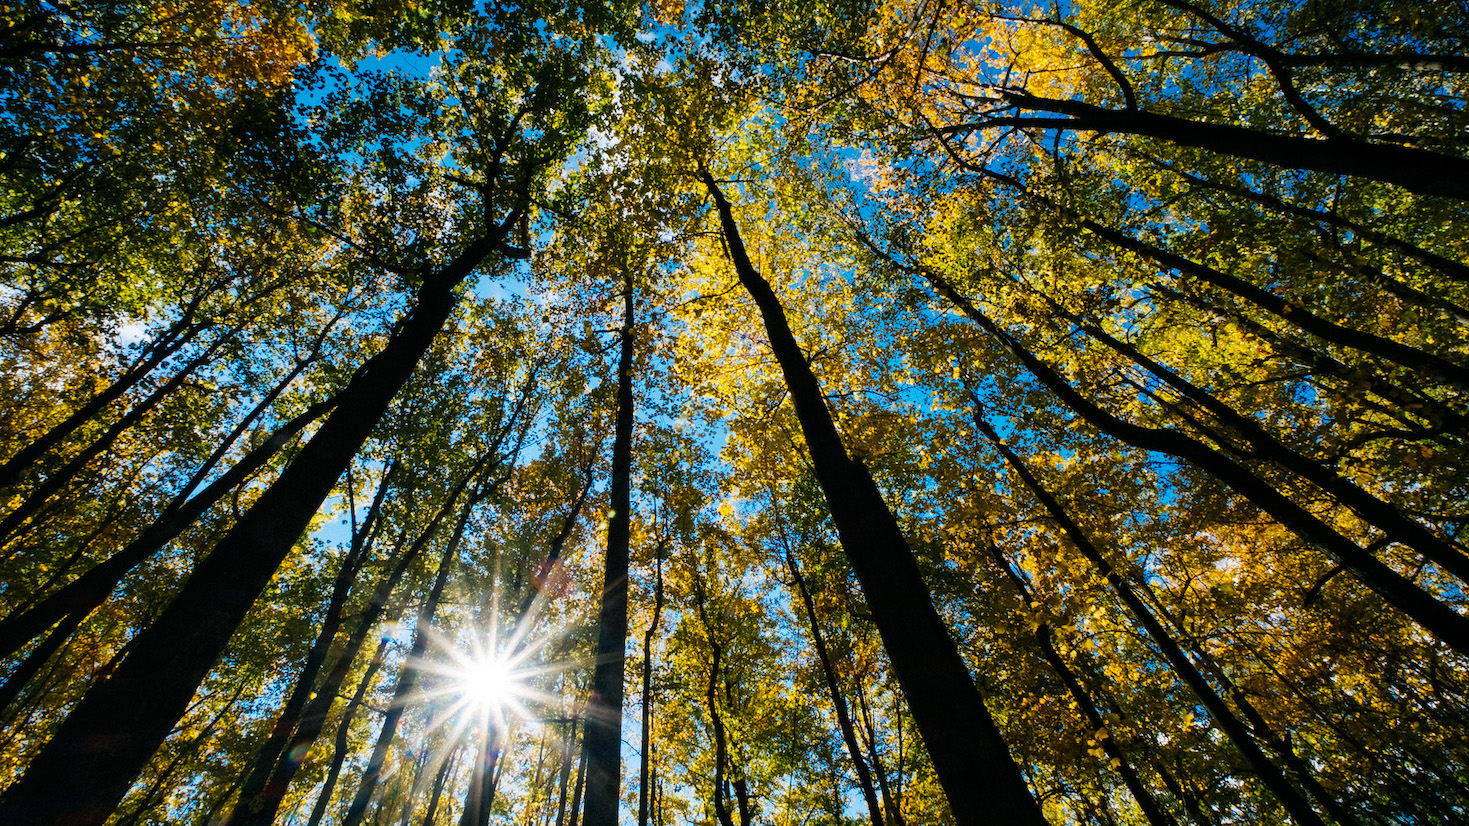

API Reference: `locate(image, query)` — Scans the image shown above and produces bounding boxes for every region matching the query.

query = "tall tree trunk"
[0,203,522,826]
[975,416,1338,826]
[1044,295,1469,581]
[916,264,1469,656]
[0,332,233,546]
[853,677,904,826]
[638,544,665,826]
[706,640,736,826]
[698,165,1046,825]
[421,743,462,826]
[0,305,208,491]
[568,734,589,826]
[340,479,488,826]
[556,714,580,826]
[987,545,1179,826]
[224,460,404,825]
[0,399,334,661]
[732,776,752,826]
[458,725,501,826]
[304,635,397,826]
[582,271,636,826]
[784,546,884,826]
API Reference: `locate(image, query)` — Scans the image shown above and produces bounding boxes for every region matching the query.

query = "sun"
[414,619,571,739]
[457,657,515,711]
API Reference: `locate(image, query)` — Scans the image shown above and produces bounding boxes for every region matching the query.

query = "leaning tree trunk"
[975,416,1337,826]
[987,545,1179,826]
[698,165,1046,826]
[0,200,524,826]
[915,264,1469,657]
[785,546,884,826]
[0,399,334,662]
[228,459,500,826]
[989,92,1469,200]
[339,479,488,826]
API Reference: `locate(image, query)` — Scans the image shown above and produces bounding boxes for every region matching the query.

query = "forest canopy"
[2,0,1467,824]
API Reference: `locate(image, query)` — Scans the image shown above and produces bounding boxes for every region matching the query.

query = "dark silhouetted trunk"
[1045,296,1469,582]
[225,460,402,826]
[981,93,1469,200]
[706,640,736,826]
[557,715,580,826]
[785,547,883,826]
[917,265,1469,656]
[638,544,665,826]
[582,272,636,826]
[0,306,208,491]
[987,545,1178,826]
[304,636,395,826]
[976,416,1336,826]
[0,205,520,826]
[340,480,486,826]
[0,399,334,661]
[698,166,1046,825]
